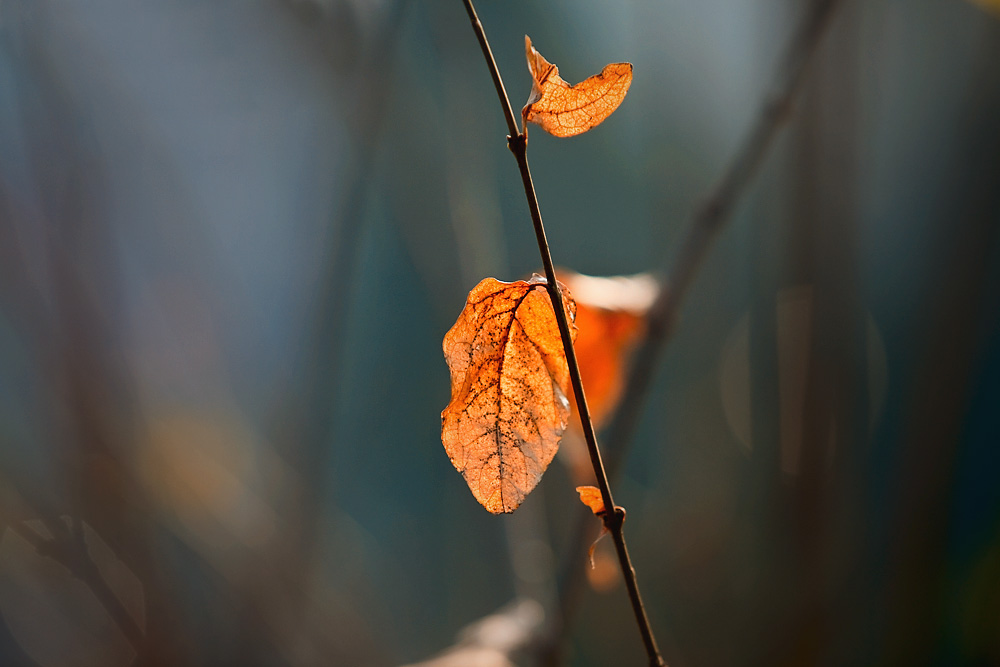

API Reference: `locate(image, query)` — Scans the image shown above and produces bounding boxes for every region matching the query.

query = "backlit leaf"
[563,271,659,429]
[555,271,660,482]
[576,486,611,571]
[575,485,606,516]
[442,276,577,513]
[522,35,633,138]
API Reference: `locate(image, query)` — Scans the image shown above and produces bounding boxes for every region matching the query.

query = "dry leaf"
[564,271,658,429]
[575,485,606,516]
[442,276,577,513]
[522,35,633,138]
[554,271,660,482]
[576,485,612,571]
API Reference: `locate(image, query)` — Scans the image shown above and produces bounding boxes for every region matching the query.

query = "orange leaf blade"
[575,485,606,516]
[523,36,633,138]
[441,277,578,513]
[560,271,658,431]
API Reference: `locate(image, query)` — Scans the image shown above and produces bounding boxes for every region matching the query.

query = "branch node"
[507,132,526,155]
[602,506,626,532]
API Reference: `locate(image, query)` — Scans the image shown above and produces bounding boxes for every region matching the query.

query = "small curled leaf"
[522,35,633,138]
[575,485,606,516]
[576,485,611,570]
[442,276,577,514]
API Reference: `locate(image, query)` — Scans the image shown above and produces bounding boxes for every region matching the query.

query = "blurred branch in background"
[1,0,409,664]
[607,0,843,489]
[546,1,843,662]
[5,516,144,653]
[0,12,183,663]
[227,1,411,663]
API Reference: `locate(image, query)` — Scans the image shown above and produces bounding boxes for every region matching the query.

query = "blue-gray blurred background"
[1,0,999,665]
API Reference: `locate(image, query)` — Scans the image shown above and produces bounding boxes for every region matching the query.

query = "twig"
[9,518,145,652]
[460,1,665,664]
[548,0,844,660]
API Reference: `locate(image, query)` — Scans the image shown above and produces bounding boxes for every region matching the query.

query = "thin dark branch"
[508,136,664,667]
[459,1,665,664]
[504,137,615,512]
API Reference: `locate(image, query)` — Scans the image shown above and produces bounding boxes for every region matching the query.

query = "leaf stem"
[508,132,664,667]
[459,1,665,664]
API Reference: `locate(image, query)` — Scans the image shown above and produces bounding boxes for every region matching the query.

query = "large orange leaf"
[522,35,633,138]
[442,276,577,513]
